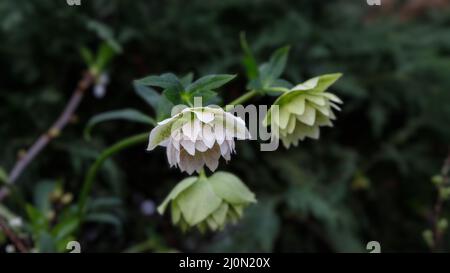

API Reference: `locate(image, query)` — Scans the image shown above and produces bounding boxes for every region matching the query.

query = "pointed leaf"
[84,108,155,140]
[240,32,258,80]
[135,73,183,92]
[209,172,256,205]
[260,46,290,87]
[157,177,198,214]
[133,82,161,109]
[186,74,236,93]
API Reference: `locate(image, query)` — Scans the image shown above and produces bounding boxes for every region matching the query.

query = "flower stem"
[77,132,149,222]
[199,168,207,179]
[225,90,258,111]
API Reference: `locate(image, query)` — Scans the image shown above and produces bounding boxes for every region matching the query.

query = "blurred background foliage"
[0,0,450,252]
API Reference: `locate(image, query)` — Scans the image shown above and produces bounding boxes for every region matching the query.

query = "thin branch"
[430,149,450,251]
[0,71,95,201]
[0,216,28,253]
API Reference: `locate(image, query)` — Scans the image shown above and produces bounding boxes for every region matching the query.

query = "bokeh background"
[1,0,450,252]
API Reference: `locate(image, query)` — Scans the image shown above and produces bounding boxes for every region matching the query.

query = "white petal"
[166,141,175,166]
[213,125,226,145]
[227,140,235,153]
[224,112,249,139]
[181,140,196,155]
[193,110,215,123]
[219,142,229,155]
[222,150,231,161]
[182,120,201,141]
[202,124,215,148]
[203,152,219,172]
[159,139,169,147]
[195,141,208,152]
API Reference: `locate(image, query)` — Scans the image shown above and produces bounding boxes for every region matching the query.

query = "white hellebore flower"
[147,106,250,174]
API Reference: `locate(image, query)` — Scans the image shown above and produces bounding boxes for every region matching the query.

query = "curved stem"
[77,132,149,221]
[225,90,258,111]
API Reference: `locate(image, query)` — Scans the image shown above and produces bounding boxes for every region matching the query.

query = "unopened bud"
[422,229,434,248]
[48,128,60,138]
[438,218,448,232]
[61,193,73,205]
[432,175,444,185]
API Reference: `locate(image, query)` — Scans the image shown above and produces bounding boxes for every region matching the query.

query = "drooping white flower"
[147,106,250,174]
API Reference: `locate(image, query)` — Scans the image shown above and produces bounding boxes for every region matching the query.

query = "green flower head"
[263,73,343,148]
[157,172,256,232]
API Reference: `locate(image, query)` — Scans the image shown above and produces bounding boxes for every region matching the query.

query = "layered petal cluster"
[157,172,256,232]
[147,106,250,174]
[263,73,343,148]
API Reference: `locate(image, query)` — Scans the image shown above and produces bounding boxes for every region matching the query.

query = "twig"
[0,71,95,201]
[0,216,28,253]
[430,149,450,251]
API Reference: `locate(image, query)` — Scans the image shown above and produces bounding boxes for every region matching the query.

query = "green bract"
[157,172,256,232]
[263,73,343,148]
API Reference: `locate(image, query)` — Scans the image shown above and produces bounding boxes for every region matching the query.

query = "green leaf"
[0,167,7,184]
[88,197,122,212]
[133,82,161,110]
[84,108,155,140]
[240,32,258,80]
[156,95,174,121]
[186,74,236,93]
[95,43,117,72]
[34,181,56,214]
[26,204,48,233]
[80,47,94,67]
[163,86,183,105]
[135,73,183,93]
[157,177,198,214]
[209,172,256,205]
[51,218,79,241]
[176,178,222,226]
[86,20,122,53]
[37,232,57,253]
[181,72,194,87]
[260,46,290,87]
[85,212,122,231]
[133,81,174,121]
[189,89,218,104]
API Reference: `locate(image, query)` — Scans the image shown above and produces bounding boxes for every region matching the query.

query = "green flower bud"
[439,187,450,200]
[432,175,444,185]
[157,172,256,232]
[263,73,343,148]
[422,229,434,248]
[438,218,448,232]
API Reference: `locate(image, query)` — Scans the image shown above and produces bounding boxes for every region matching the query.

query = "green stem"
[199,168,207,179]
[77,132,149,221]
[225,90,258,111]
